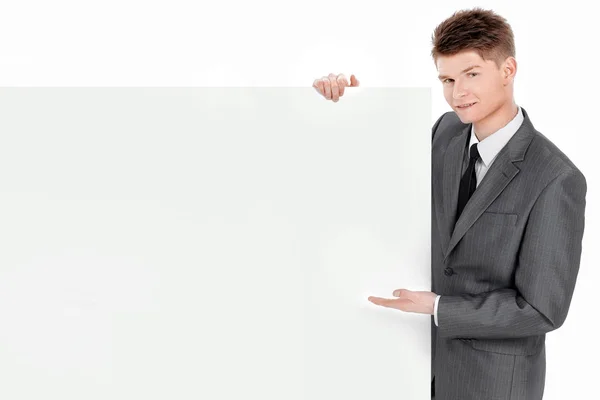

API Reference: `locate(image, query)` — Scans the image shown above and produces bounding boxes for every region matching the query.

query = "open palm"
[368,289,437,315]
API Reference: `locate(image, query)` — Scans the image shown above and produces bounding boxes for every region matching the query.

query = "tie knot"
[469,143,480,161]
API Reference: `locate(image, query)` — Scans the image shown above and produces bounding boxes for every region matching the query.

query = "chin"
[455,113,474,124]
[454,111,480,125]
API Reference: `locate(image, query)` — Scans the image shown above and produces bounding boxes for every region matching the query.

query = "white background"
[0,88,431,399]
[1,0,598,398]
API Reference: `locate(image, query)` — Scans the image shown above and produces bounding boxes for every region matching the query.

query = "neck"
[473,101,518,141]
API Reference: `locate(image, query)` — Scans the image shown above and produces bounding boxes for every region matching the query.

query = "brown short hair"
[430,7,515,68]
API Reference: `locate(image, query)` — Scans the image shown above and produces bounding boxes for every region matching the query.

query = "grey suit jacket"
[430,107,586,400]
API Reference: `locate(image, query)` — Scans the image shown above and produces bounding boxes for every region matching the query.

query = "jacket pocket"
[469,336,543,356]
[478,211,518,226]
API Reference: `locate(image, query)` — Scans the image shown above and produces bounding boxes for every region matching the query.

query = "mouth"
[457,102,477,110]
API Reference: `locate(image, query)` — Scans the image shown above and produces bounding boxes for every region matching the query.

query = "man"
[312,7,586,400]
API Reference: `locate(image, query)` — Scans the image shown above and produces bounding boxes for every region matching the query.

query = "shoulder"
[432,111,467,149]
[525,128,586,188]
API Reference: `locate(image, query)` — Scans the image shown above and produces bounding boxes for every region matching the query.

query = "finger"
[369,296,415,312]
[328,73,340,102]
[368,296,394,307]
[369,296,414,306]
[316,79,326,96]
[321,77,331,100]
[337,74,348,97]
[313,79,323,95]
[350,74,359,87]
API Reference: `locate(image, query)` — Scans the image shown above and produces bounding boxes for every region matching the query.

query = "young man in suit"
[312,7,587,400]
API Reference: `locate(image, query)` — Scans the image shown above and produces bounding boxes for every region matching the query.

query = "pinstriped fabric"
[430,107,586,400]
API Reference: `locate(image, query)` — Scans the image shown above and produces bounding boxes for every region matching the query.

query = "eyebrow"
[438,65,481,80]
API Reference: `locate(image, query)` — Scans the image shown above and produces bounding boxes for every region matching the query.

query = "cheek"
[483,80,504,97]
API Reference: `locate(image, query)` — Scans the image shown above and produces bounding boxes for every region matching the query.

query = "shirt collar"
[469,106,524,167]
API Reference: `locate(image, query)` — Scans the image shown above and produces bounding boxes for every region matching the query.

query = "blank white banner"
[0,88,431,400]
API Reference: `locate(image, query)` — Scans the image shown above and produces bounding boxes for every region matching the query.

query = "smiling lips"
[457,102,477,109]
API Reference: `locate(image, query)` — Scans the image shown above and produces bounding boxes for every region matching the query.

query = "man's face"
[436,50,510,124]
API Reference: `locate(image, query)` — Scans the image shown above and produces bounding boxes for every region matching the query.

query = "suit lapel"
[440,107,537,262]
[437,125,469,254]
[444,149,519,261]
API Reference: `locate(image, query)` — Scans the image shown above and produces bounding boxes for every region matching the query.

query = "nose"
[452,80,468,100]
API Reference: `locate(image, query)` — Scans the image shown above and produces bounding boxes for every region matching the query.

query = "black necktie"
[456,143,480,223]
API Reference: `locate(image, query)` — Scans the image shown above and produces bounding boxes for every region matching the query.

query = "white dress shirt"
[433,105,524,326]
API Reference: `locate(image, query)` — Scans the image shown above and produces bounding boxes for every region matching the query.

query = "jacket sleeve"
[436,169,587,339]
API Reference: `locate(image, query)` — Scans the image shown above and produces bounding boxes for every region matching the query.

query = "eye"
[468,72,479,77]
[442,79,453,84]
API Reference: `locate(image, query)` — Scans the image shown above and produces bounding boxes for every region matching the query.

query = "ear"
[503,57,517,84]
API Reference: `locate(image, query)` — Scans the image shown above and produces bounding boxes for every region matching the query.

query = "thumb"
[349,74,359,87]
[392,289,410,298]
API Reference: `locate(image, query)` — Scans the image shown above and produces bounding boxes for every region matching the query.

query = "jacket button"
[444,267,454,276]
